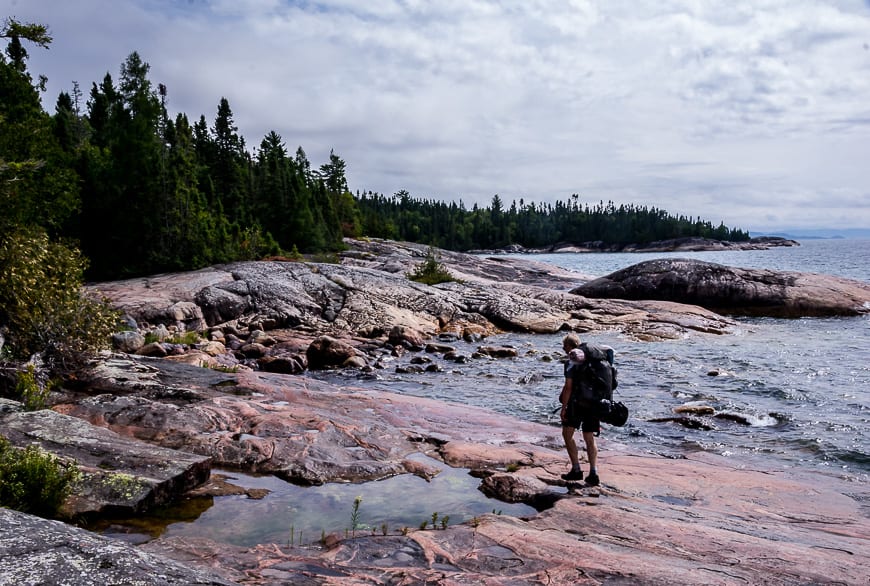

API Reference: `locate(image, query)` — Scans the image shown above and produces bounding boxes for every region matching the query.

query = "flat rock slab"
[0,508,233,586]
[0,408,211,517]
[54,356,563,487]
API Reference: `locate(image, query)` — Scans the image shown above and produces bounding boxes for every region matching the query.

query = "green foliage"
[407,247,455,285]
[0,228,119,366]
[310,252,341,264]
[0,435,80,518]
[356,191,751,251]
[1,18,53,48]
[14,364,54,411]
[143,330,200,346]
[171,331,200,345]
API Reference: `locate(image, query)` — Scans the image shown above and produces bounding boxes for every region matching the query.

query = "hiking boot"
[584,472,600,487]
[561,469,583,481]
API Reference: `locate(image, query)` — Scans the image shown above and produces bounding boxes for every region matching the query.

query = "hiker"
[559,333,602,486]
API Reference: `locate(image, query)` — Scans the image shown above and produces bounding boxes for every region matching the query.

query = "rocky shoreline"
[2,238,869,585]
[471,235,800,255]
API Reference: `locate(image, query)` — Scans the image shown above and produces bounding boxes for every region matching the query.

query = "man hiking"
[558,333,614,486]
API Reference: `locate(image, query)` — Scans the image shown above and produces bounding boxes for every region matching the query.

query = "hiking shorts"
[562,401,600,434]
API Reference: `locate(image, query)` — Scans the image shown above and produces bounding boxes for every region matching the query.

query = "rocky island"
[1,239,868,585]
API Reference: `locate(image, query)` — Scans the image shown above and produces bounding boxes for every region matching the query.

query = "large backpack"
[569,343,618,405]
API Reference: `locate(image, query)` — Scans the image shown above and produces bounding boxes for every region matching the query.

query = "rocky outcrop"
[91,241,741,370]
[2,355,867,585]
[0,407,211,518]
[0,508,234,586]
[572,257,870,317]
[52,355,559,486]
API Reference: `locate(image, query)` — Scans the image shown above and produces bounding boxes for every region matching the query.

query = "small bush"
[0,435,80,518]
[14,364,54,411]
[169,331,200,345]
[310,252,341,264]
[407,247,455,285]
[0,228,120,369]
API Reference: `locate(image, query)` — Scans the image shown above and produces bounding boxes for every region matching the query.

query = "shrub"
[0,228,120,369]
[310,252,341,264]
[407,247,455,285]
[0,435,80,518]
[14,363,54,411]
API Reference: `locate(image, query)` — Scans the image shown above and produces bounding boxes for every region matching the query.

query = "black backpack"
[569,344,629,427]
[570,343,617,404]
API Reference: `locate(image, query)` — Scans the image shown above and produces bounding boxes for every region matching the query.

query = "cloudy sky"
[7,0,870,234]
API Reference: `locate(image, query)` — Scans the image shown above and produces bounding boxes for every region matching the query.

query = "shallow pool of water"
[91,454,539,547]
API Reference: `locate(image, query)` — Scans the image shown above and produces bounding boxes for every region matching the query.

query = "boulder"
[475,345,519,358]
[111,331,145,353]
[388,325,427,350]
[137,341,167,357]
[572,258,870,317]
[195,282,251,326]
[306,335,359,369]
[257,353,307,374]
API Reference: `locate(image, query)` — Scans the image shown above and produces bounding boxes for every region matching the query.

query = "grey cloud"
[11,0,870,231]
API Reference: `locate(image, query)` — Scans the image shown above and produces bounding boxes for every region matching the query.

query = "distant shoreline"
[472,235,799,255]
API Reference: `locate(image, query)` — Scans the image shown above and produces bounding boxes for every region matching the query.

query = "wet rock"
[476,345,519,358]
[674,404,715,416]
[396,364,426,374]
[649,416,715,430]
[425,342,456,354]
[343,355,368,369]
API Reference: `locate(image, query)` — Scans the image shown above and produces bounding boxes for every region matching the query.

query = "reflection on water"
[88,454,537,547]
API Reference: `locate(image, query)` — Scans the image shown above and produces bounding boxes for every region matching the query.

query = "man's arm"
[559,375,573,421]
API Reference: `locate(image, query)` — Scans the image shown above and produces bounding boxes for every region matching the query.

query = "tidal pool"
[91,455,539,547]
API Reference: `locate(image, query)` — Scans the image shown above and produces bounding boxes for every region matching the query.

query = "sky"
[5,0,870,235]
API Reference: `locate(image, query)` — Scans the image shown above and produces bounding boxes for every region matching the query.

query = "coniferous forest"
[1,20,749,282]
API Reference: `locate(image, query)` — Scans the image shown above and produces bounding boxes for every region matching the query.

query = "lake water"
[97,238,870,546]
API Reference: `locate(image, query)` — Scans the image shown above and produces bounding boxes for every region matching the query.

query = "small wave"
[714,410,781,427]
